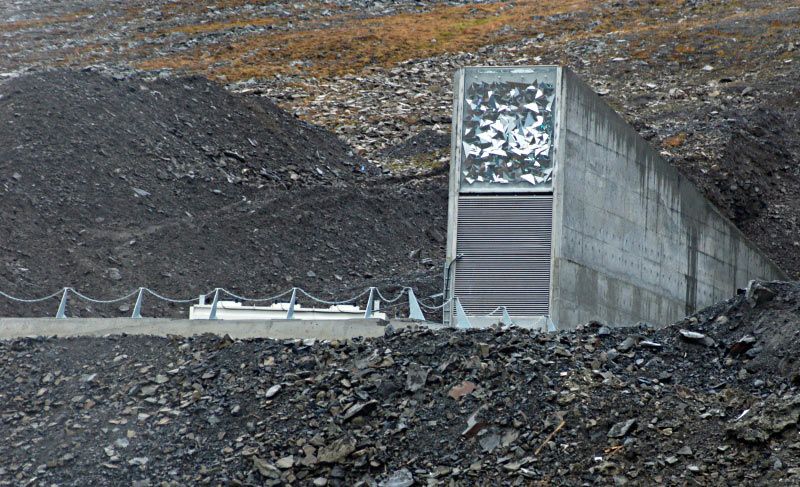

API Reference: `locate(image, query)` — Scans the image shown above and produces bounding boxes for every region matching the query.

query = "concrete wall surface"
[550,68,785,329]
[0,318,437,340]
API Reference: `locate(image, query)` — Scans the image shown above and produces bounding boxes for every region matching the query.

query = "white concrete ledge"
[0,318,442,340]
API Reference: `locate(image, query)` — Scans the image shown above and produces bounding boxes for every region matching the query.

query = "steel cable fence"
[0,285,441,320]
[0,286,514,325]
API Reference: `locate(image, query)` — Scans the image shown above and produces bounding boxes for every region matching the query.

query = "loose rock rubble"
[3,281,800,485]
[1,2,799,483]
[0,69,447,317]
[1,69,370,191]
[2,1,800,317]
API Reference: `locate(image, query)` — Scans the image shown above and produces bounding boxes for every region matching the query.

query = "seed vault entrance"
[444,66,785,330]
[444,66,559,328]
[454,195,552,317]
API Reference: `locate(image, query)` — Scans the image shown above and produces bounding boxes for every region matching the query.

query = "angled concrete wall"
[550,68,786,328]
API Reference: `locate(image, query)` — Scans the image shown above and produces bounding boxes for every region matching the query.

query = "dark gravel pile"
[3,280,800,486]
[0,69,369,192]
[0,70,447,317]
[378,129,450,160]
[665,94,800,277]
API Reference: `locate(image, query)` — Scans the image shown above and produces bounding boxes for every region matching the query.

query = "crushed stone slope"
[2,281,800,485]
[0,70,446,317]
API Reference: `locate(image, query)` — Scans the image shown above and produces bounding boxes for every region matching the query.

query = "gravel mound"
[0,70,447,316]
[2,281,800,485]
[0,69,368,194]
[378,129,450,160]
[714,104,800,275]
[0,178,448,318]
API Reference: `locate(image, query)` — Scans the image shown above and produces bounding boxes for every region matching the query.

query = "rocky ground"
[0,69,447,318]
[1,0,799,316]
[2,280,800,485]
[2,0,800,485]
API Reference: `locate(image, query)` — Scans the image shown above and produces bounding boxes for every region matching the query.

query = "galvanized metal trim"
[453,195,553,316]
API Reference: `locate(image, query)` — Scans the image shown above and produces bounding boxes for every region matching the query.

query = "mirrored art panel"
[459,67,557,192]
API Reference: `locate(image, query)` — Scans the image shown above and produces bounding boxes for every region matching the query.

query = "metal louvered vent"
[454,195,553,316]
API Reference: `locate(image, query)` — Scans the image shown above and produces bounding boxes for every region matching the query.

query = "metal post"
[442,254,464,326]
[501,306,513,326]
[454,297,471,329]
[364,287,375,318]
[55,288,69,319]
[286,288,297,319]
[407,288,426,321]
[131,287,144,319]
[208,288,220,320]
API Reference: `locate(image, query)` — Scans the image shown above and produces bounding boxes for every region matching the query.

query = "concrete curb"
[0,318,443,340]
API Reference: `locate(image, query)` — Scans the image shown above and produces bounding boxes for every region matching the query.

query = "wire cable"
[144,288,211,304]
[219,288,294,303]
[69,288,140,304]
[298,287,371,306]
[0,289,64,303]
[486,306,505,316]
[374,287,407,304]
[418,298,451,311]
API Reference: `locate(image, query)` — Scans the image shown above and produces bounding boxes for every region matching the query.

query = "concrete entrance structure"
[444,66,785,329]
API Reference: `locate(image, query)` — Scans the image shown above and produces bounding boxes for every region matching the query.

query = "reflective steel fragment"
[460,77,556,190]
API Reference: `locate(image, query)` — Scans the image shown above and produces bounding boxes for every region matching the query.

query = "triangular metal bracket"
[208,288,220,320]
[407,288,426,321]
[454,297,471,329]
[546,315,557,332]
[364,287,375,318]
[131,287,144,319]
[55,287,69,319]
[286,288,297,319]
[501,306,513,326]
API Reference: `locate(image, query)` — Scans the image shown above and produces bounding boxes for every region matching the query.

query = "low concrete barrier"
[0,318,441,340]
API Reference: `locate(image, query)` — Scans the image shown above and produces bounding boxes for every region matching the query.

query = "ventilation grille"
[454,195,552,316]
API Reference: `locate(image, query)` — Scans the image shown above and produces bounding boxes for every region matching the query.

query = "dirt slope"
[3,281,800,485]
[0,70,446,317]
